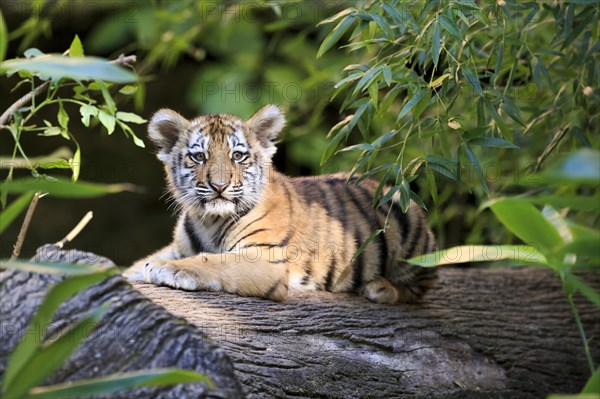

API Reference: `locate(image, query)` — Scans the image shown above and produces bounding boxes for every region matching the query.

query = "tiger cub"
[124,105,437,303]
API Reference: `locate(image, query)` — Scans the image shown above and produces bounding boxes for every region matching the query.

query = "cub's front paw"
[143,262,204,291]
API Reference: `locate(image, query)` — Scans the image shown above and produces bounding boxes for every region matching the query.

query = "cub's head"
[148,104,285,218]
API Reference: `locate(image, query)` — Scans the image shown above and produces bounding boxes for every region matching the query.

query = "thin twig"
[0,53,137,129]
[0,81,50,128]
[56,211,94,248]
[11,192,42,260]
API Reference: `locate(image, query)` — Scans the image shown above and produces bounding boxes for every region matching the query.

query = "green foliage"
[1,36,145,231]
[319,0,599,246]
[0,261,211,398]
[407,150,600,387]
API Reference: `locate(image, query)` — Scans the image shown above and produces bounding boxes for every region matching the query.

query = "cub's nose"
[209,182,229,193]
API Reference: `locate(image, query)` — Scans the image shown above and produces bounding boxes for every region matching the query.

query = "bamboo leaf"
[407,245,547,267]
[487,198,564,254]
[28,369,213,399]
[317,15,356,58]
[1,55,136,83]
[0,192,34,234]
[1,177,138,198]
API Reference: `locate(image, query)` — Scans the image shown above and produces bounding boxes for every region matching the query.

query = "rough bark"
[0,246,244,399]
[1,246,598,399]
[134,267,599,399]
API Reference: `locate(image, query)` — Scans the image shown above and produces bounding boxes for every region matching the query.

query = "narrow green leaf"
[383,66,392,86]
[489,198,564,253]
[317,8,355,26]
[397,87,426,121]
[0,192,34,234]
[317,15,356,58]
[117,121,145,148]
[29,369,213,399]
[0,260,114,275]
[69,34,84,57]
[352,65,383,95]
[320,126,349,166]
[1,177,137,198]
[116,112,146,124]
[351,228,385,262]
[98,82,116,114]
[565,274,600,308]
[462,66,483,96]
[70,144,81,181]
[2,268,117,392]
[1,55,136,83]
[58,101,69,130]
[464,145,489,195]
[371,131,396,148]
[407,245,547,267]
[379,185,400,207]
[439,15,463,39]
[432,21,440,68]
[0,10,7,62]
[468,137,518,148]
[562,12,594,50]
[4,304,110,398]
[337,143,374,153]
[500,95,525,126]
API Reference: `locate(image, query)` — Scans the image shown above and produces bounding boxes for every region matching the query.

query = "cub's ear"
[246,104,285,154]
[148,109,189,159]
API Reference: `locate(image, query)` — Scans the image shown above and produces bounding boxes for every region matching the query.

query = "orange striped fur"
[124,105,437,303]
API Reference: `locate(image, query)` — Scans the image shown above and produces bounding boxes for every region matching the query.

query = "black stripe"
[322,179,348,232]
[268,259,289,264]
[351,224,365,290]
[230,207,273,243]
[325,256,336,291]
[228,228,269,251]
[404,218,423,259]
[184,215,204,254]
[347,184,388,277]
[264,279,282,298]
[391,202,410,242]
[325,179,366,290]
[177,152,184,185]
[217,218,238,249]
[421,228,431,257]
[300,274,310,285]
[302,251,314,282]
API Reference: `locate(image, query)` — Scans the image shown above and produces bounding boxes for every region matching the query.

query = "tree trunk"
[1,247,598,398]
[134,267,599,399]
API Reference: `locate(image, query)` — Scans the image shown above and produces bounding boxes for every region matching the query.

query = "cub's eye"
[232,151,245,162]
[189,153,206,164]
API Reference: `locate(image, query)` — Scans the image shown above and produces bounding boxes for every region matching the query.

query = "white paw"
[126,260,203,291]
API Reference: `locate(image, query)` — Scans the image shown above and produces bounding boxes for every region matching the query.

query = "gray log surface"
[0,246,243,399]
[0,246,598,399]
[134,267,599,399]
